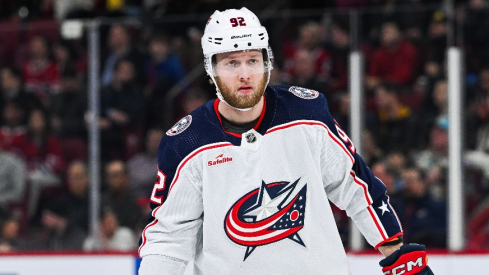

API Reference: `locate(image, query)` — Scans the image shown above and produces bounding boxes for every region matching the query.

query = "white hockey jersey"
[139,85,403,275]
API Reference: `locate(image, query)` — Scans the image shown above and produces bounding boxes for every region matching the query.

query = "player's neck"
[218,96,264,124]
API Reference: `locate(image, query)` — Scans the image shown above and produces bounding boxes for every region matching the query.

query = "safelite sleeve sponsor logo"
[208,154,233,167]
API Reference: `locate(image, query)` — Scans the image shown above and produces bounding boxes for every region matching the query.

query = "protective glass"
[211,50,271,78]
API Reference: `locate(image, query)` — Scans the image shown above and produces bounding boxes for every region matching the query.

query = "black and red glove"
[379,244,434,275]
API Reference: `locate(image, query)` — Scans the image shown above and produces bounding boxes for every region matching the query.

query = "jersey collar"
[213,94,267,139]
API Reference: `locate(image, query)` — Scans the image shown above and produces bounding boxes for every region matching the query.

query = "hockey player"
[138,7,434,275]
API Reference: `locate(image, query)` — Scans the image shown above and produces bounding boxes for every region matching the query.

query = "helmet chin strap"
[210,72,271,112]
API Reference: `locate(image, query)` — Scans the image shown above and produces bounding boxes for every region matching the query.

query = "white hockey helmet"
[201,7,274,110]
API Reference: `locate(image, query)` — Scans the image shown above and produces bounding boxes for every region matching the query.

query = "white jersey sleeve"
[138,136,205,275]
[316,94,403,248]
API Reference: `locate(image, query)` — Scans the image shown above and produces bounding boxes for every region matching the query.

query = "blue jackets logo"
[166,115,192,136]
[289,86,319,99]
[224,179,307,261]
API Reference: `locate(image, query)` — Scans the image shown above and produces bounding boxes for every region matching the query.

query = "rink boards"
[0,251,487,274]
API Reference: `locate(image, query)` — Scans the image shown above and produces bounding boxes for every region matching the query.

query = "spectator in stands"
[418,79,448,148]
[40,160,90,234]
[0,208,21,252]
[101,24,145,86]
[50,67,87,140]
[467,67,489,149]
[282,21,331,83]
[103,160,141,230]
[391,168,446,247]
[414,119,448,201]
[183,26,205,70]
[99,59,144,160]
[30,160,89,250]
[83,207,137,251]
[25,108,65,177]
[432,80,448,120]
[362,130,383,166]
[386,151,409,176]
[0,144,27,209]
[463,0,489,72]
[285,48,328,93]
[144,33,187,128]
[145,33,186,97]
[331,93,350,131]
[465,69,489,180]
[414,120,449,175]
[182,88,211,115]
[24,109,65,216]
[370,81,414,154]
[0,66,41,125]
[52,40,86,79]
[416,59,443,108]
[183,26,218,100]
[366,22,418,89]
[22,35,60,105]
[127,128,164,198]
[424,11,448,65]
[50,67,88,162]
[36,203,87,250]
[0,99,29,158]
[371,162,399,197]
[328,21,350,93]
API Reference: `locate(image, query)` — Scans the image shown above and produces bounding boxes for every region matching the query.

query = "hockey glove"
[379,244,434,275]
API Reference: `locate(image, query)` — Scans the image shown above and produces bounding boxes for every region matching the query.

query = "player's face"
[214,50,267,109]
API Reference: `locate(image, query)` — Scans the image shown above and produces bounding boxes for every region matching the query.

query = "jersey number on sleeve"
[150,170,167,205]
[334,122,357,155]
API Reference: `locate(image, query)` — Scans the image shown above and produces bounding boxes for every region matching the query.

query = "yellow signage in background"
[107,0,124,11]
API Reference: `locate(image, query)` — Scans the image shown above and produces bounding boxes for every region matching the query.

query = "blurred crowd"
[0,0,489,252]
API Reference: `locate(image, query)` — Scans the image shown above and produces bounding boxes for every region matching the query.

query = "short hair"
[68,160,88,174]
[1,65,22,80]
[300,21,321,34]
[404,166,425,182]
[382,21,401,32]
[113,58,135,73]
[111,24,132,39]
[105,160,128,175]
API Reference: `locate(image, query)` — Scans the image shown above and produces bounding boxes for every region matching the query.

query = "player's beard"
[215,73,268,110]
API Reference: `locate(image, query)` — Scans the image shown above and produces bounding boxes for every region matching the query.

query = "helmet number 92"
[230,17,246,27]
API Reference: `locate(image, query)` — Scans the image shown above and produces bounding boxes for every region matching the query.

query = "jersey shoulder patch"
[288,86,319,99]
[166,115,192,136]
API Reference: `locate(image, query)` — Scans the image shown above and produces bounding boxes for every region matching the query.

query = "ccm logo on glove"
[383,255,424,274]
